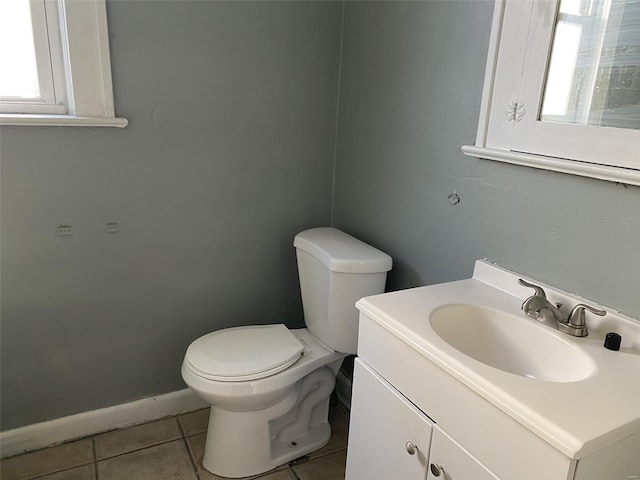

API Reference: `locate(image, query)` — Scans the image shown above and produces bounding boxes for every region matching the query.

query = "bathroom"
[1,0,639,479]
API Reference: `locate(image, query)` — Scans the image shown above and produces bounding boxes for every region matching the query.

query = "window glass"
[541,0,640,130]
[0,0,40,99]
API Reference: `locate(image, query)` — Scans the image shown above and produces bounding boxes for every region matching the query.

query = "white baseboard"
[0,389,207,458]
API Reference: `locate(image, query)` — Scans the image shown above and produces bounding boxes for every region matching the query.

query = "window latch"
[506,101,526,122]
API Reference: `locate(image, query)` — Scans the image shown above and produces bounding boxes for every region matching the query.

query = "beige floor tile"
[94,417,181,460]
[96,439,196,480]
[0,439,93,480]
[185,434,288,480]
[292,451,347,480]
[256,469,297,480]
[177,408,210,436]
[33,465,96,480]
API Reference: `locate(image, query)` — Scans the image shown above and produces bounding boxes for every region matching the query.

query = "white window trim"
[463,0,640,187]
[0,0,127,128]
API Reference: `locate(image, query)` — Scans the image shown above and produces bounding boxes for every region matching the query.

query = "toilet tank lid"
[294,227,392,274]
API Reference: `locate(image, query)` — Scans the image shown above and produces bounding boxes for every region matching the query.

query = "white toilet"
[181,227,392,478]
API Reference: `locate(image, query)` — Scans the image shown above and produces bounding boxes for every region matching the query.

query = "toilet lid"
[185,324,304,381]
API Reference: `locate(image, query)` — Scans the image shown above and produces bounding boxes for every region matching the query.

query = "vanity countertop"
[356,261,640,459]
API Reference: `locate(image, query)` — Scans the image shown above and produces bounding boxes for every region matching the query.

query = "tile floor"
[1,406,350,480]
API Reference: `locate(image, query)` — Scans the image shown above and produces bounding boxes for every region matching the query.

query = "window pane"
[542,21,583,116]
[541,0,640,130]
[0,0,40,98]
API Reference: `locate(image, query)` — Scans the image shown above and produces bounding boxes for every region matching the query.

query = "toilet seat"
[185,324,304,382]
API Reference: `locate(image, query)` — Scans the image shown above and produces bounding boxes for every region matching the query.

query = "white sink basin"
[429,304,595,382]
[356,261,640,459]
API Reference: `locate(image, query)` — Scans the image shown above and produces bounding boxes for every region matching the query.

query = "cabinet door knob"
[430,462,444,477]
[405,442,418,455]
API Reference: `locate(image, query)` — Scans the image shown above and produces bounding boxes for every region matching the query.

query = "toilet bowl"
[182,328,344,477]
[181,228,392,478]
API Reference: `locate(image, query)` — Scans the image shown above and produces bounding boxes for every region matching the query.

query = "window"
[463,0,640,186]
[0,0,127,127]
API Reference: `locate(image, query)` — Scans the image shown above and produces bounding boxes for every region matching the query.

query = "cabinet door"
[427,427,498,480]
[345,359,433,480]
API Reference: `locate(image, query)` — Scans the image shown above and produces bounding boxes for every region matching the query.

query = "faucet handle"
[568,303,606,327]
[518,279,547,298]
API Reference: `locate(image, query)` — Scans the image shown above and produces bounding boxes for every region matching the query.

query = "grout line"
[92,437,99,479]
[182,436,201,480]
[175,415,202,478]
[20,462,95,480]
[92,437,182,462]
[175,416,186,438]
[179,430,201,479]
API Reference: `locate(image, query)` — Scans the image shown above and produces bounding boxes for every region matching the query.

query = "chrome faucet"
[518,279,606,337]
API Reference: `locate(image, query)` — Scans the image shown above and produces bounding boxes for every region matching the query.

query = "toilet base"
[202,364,340,478]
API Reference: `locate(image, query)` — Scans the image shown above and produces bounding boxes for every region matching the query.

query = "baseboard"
[0,388,207,458]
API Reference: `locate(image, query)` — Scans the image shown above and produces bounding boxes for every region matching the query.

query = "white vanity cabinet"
[345,262,640,479]
[427,427,498,480]
[347,268,640,480]
[345,359,432,479]
[346,358,497,480]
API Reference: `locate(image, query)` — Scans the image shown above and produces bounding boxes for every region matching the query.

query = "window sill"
[0,114,128,128]
[461,146,640,188]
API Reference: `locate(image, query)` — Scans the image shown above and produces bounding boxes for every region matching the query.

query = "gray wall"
[333,1,640,317]
[2,0,640,432]
[0,1,343,430]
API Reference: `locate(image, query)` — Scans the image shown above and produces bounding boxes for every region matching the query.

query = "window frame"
[462,0,640,186]
[0,0,127,128]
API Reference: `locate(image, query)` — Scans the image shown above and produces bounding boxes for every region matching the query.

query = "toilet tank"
[293,228,392,354]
